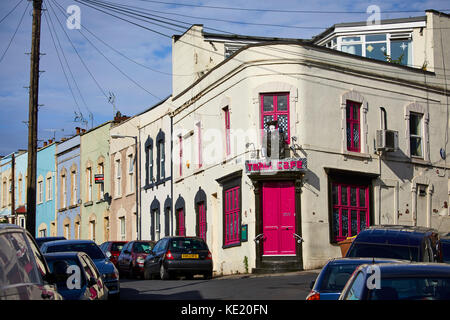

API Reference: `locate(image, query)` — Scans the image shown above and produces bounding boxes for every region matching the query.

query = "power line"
[0,0,30,64]
[51,0,164,101]
[42,5,82,116]
[46,0,109,102]
[0,0,23,25]
[52,0,191,77]
[74,0,450,85]
[133,0,450,14]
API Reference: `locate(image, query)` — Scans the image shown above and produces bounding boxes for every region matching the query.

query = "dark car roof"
[360,263,450,278]
[44,239,96,247]
[43,251,83,259]
[36,236,66,240]
[353,225,438,246]
[327,257,406,265]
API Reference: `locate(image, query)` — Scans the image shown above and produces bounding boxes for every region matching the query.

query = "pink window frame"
[346,100,361,152]
[260,93,290,144]
[177,208,185,236]
[198,202,206,242]
[332,183,370,242]
[223,107,231,156]
[224,186,240,246]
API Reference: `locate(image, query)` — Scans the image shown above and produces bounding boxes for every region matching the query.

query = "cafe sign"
[245,158,307,174]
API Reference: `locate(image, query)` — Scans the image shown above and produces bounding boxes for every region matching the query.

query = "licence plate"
[182,254,199,259]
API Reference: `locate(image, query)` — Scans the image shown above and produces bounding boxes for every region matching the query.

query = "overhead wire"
[0,0,24,26]
[132,0,450,14]
[42,3,83,116]
[74,0,450,85]
[0,0,30,64]
[52,0,191,77]
[46,0,109,103]
[50,0,164,101]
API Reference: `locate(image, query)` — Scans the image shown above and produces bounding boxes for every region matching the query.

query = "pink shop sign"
[245,158,307,174]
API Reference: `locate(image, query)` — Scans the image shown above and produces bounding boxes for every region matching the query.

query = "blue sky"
[0,0,448,156]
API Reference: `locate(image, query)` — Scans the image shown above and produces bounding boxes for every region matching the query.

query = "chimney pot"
[76,127,81,134]
[43,141,48,147]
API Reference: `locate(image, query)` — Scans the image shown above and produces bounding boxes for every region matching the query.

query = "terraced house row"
[1,10,450,275]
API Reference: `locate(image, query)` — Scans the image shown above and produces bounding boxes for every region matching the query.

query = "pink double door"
[262,181,297,256]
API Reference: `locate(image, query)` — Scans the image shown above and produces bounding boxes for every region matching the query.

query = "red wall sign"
[94,174,104,184]
[245,158,307,174]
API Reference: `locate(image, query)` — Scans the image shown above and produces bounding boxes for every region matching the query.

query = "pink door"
[262,181,296,255]
[177,208,185,236]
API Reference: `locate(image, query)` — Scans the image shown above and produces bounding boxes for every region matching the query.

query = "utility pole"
[26,0,43,236]
[11,153,15,224]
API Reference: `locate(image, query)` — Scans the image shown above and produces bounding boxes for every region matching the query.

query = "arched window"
[145,136,154,186]
[194,188,207,242]
[150,197,160,241]
[164,196,172,237]
[175,195,186,236]
[156,129,166,182]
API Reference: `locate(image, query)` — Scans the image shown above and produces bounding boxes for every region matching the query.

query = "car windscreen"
[111,243,126,252]
[347,243,419,261]
[169,239,208,252]
[320,263,362,292]
[46,243,105,260]
[133,242,154,253]
[368,277,450,300]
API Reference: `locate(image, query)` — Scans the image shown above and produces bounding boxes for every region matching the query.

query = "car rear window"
[347,243,419,261]
[46,243,105,260]
[133,242,154,253]
[169,239,208,252]
[46,258,86,288]
[320,263,362,292]
[110,243,126,252]
[368,277,450,300]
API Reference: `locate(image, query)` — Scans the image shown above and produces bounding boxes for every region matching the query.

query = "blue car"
[306,257,405,300]
[44,252,108,300]
[339,263,450,300]
[40,240,120,299]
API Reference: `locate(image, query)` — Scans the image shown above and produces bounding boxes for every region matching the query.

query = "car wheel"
[128,264,135,279]
[160,264,170,280]
[144,267,152,280]
[203,271,212,280]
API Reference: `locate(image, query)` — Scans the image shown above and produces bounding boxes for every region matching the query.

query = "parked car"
[440,235,450,264]
[117,240,155,278]
[35,236,66,248]
[0,224,62,300]
[44,252,108,300]
[40,239,120,299]
[346,225,441,262]
[339,263,450,300]
[143,236,213,280]
[306,257,406,300]
[99,241,128,268]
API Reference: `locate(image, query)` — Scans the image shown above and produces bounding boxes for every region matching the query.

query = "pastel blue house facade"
[36,143,57,238]
[56,135,81,239]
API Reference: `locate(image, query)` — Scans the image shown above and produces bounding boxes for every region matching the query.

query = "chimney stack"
[43,141,48,147]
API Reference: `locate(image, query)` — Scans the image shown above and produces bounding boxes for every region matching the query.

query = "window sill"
[69,204,79,209]
[174,177,184,184]
[410,157,431,166]
[83,201,93,207]
[222,242,241,249]
[343,151,372,160]
[58,207,67,213]
[193,168,204,175]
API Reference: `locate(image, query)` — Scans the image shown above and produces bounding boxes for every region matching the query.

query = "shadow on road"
[121,287,204,300]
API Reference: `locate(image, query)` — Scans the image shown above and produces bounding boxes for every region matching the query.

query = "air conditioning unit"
[376,129,398,152]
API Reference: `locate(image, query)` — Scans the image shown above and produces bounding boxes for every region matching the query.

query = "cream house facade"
[138,97,173,242]
[169,12,450,276]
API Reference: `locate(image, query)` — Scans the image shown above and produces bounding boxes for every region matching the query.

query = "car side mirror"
[105,251,112,259]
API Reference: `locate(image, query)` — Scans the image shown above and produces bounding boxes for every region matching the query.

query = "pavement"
[212,268,322,280]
